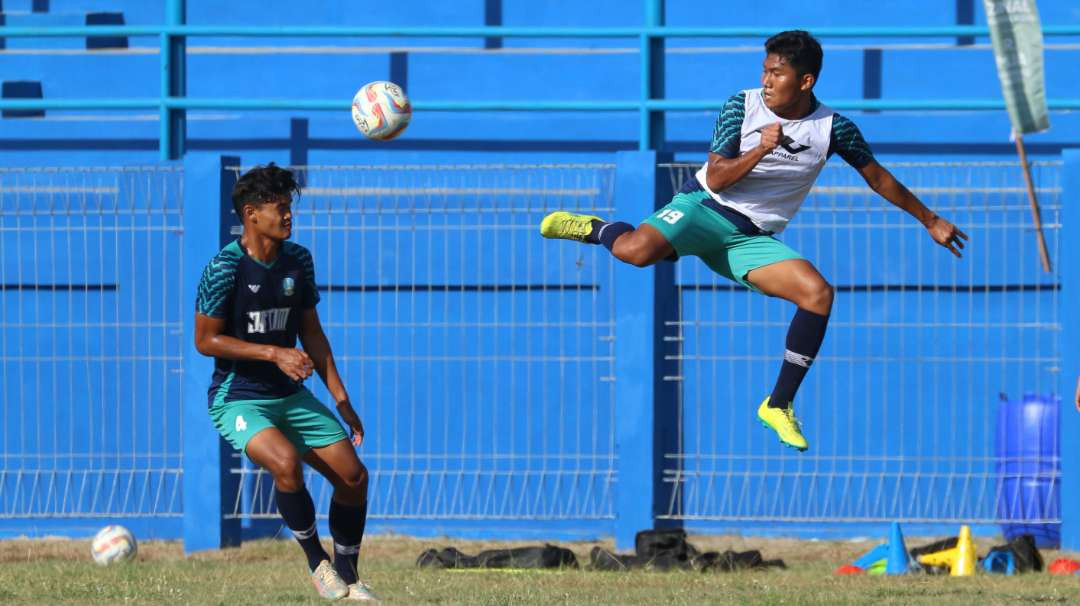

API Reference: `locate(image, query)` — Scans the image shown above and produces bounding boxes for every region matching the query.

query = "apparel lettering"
[771,150,802,162]
[246,307,291,334]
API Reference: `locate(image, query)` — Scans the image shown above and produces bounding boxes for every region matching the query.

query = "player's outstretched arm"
[299,308,365,445]
[856,159,969,258]
[194,313,313,381]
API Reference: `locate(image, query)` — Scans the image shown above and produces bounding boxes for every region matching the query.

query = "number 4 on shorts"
[657,209,684,225]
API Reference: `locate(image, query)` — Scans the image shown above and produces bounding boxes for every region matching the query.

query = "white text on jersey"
[247,308,290,334]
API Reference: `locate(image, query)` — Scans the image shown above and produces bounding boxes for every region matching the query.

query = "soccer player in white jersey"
[539,30,967,451]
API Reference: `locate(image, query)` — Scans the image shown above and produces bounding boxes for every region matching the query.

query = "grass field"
[1,534,1079,605]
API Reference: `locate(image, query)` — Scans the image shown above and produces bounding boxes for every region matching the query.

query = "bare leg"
[303,439,368,506]
[304,439,369,586]
[746,259,834,412]
[246,428,332,571]
[745,258,834,314]
[246,427,305,491]
[609,224,675,268]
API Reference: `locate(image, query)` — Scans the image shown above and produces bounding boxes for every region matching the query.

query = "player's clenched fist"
[758,122,783,153]
[271,346,314,381]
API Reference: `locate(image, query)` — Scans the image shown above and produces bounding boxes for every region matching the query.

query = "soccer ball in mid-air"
[351,80,412,141]
[91,525,138,565]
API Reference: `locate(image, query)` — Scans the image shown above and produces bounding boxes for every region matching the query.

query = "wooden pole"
[1015,133,1053,273]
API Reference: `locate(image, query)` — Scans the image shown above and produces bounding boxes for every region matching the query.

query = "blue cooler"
[995,393,1060,548]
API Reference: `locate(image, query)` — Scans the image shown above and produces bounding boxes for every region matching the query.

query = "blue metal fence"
[0,165,185,538]
[662,161,1061,531]
[2,7,1080,158]
[234,163,620,524]
[0,155,1077,550]
[177,157,629,548]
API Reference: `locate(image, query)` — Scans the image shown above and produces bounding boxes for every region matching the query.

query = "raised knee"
[804,281,834,312]
[267,454,303,489]
[343,463,369,492]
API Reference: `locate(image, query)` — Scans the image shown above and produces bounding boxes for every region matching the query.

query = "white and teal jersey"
[196,239,320,404]
[694,88,874,233]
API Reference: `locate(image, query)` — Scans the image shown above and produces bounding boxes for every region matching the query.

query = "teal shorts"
[642,191,803,291]
[208,388,348,456]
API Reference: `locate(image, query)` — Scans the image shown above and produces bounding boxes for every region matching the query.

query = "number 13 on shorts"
[656,208,684,225]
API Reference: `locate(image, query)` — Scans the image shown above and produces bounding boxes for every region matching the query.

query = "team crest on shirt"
[282,276,295,297]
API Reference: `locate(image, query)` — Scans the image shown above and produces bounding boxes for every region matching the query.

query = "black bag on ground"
[909,536,958,574]
[987,533,1043,573]
[635,529,700,560]
[634,529,700,570]
[416,544,578,569]
[476,545,579,569]
[590,545,693,571]
[694,549,787,572]
[590,546,637,571]
[590,529,785,572]
[416,547,473,568]
[909,536,958,559]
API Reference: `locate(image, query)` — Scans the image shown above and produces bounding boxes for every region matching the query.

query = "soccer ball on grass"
[91,524,137,565]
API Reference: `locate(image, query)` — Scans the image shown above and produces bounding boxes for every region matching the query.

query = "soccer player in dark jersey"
[541,31,968,451]
[195,164,379,602]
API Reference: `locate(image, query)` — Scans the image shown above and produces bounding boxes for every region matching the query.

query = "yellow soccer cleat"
[757,397,809,452]
[539,211,603,242]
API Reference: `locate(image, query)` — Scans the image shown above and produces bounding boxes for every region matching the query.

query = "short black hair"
[231,162,301,219]
[764,30,823,79]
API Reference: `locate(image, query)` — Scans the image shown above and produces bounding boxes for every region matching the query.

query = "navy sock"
[275,487,330,572]
[329,498,368,585]
[588,220,634,251]
[769,308,830,409]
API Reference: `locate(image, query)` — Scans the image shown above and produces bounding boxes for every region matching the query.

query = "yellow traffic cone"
[916,525,976,577]
[952,525,976,577]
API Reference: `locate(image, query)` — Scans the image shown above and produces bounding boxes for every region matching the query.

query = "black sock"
[769,308,830,409]
[584,220,605,244]
[587,220,634,251]
[329,498,368,585]
[275,487,330,572]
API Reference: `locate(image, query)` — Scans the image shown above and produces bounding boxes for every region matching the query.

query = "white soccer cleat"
[310,560,349,600]
[344,581,382,602]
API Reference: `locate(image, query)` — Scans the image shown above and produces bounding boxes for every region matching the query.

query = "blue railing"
[2,3,1080,159]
